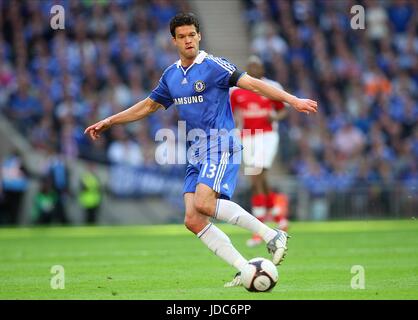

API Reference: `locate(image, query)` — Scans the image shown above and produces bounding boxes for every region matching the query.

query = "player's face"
[172,25,201,61]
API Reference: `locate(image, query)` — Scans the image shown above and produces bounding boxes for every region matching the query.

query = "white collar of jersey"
[176,50,207,75]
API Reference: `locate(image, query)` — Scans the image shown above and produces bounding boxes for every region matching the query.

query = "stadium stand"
[0,0,417,224]
[1,0,190,164]
[241,0,417,219]
[0,0,191,225]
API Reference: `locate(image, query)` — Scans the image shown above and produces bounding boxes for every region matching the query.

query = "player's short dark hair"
[169,12,200,37]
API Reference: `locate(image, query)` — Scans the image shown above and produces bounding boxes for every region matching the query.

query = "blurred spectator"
[32,176,58,224]
[300,158,330,220]
[6,73,42,133]
[328,159,356,218]
[363,64,392,97]
[78,164,102,224]
[375,160,396,215]
[388,0,414,33]
[352,159,376,216]
[0,150,28,225]
[333,121,366,157]
[0,61,15,108]
[108,126,144,166]
[401,160,418,216]
[366,0,389,41]
[251,22,288,63]
[45,149,71,224]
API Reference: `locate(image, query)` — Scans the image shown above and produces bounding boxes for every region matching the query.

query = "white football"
[241,257,279,292]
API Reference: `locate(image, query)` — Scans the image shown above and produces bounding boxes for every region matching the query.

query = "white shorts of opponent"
[241,131,279,171]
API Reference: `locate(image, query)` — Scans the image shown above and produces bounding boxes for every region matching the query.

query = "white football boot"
[224,272,242,288]
[266,229,290,265]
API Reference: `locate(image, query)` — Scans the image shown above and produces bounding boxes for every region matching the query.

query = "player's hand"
[84,118,111,140]
[291,98,318,114]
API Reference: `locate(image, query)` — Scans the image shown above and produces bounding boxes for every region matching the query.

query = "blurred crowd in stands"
[0,0,188,167]
[0,0,417,222]
[0,0,186,224]
[243,0,417,217]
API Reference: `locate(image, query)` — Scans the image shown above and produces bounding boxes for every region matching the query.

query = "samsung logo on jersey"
[173,95,204,105]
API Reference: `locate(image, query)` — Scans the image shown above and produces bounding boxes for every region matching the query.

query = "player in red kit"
[230,56,289,247]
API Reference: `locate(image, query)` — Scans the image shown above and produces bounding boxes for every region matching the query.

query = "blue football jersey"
[149,51,245,158]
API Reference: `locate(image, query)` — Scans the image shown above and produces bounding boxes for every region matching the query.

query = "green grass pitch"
[1,220,417,300]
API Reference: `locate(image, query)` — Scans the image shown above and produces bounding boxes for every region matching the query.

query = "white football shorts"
[242,131,279,169]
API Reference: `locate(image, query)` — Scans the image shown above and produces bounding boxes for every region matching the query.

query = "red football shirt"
[230,82,285,136]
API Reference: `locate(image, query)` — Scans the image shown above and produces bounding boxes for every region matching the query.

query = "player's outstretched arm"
[237,74,318,114]
[84,97,164,140]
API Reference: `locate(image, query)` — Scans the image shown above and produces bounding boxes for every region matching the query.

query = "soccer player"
[230,55,289,247]
[84,13,317,287]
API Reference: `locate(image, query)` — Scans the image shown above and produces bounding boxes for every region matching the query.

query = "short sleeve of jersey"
[149,72,173,109]
[209,56,244,89]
